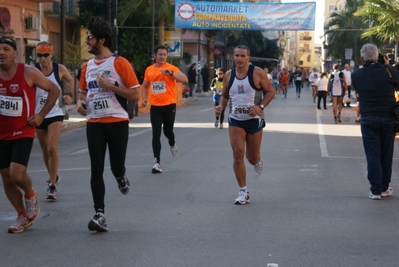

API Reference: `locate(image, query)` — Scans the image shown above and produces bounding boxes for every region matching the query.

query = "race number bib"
[0,95,23,117]
[89,95,114,116]
[232,104,251,118]
[37,96,46,111]
[151,81,166,94]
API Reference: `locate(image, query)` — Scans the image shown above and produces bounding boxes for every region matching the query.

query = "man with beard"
[77,17,140,232]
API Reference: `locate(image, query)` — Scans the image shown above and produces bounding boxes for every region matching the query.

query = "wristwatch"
[259,104,265,110]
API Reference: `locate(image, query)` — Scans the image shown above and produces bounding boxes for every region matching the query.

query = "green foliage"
[355,0,399,43]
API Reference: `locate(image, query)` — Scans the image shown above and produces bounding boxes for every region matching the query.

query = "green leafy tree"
[355,0,399,43]
[324,0,371,65]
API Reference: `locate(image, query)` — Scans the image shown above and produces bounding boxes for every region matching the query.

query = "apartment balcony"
[299,48,312,54]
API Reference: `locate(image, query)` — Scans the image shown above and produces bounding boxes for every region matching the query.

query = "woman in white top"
[315,72,329,109]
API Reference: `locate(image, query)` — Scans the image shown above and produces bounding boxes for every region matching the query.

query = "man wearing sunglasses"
[77,17,140,232]
[34,41,74,201]
[0,36,59,233]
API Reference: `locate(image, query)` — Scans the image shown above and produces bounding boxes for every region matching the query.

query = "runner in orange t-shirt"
[141,45,188,173]
[279,68,290,98]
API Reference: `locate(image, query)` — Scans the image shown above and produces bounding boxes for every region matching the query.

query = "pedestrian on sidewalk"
[77,17,140,232]
[342,64,353,107]
[0,36,60,233]
[34,41,75,200]
[315,72,329,109]
[141,45,188,174]
[215,45,275,205]
[187,63,197,97]
[351,44,399,200]
[309,67,320,103]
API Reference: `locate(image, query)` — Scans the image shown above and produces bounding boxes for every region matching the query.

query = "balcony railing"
[43,0,79,17]
[299,36,312,41]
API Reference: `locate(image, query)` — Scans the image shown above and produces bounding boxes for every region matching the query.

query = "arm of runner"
[141,80,150,107]
[24,65,60,126]
[215,71,231,116]
[59,64,74,105]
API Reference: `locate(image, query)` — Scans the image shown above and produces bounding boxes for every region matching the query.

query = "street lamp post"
[151,0,155,62]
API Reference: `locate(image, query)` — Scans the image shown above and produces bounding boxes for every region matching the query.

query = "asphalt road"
[0,86,398,267]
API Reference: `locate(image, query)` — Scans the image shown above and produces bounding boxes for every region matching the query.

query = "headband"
[0,36,17,51]
[36,44,53,53]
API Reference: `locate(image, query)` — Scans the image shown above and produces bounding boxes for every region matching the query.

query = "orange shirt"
[144,62,180,106]
[280,72,289,85]
[79,56,139,123]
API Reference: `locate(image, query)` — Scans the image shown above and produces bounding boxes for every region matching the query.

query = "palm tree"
[324,0,370,66]
[355,0,399,44]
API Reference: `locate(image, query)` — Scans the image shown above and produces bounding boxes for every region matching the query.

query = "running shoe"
[88,212,108,232]
[152,158,162,173]
[25,189,40,221]
[117,175,130,195]
[46,175,60,185]
[369,192,381,200]
[337,115,342,123]
[8,216,33,233]
[46,184,57,200]
[220,123,224,129]
[254,158,263,175]
[214,120,219,128]
[170,144,178,157]
[234,190,250,205]
[381,187,393,198]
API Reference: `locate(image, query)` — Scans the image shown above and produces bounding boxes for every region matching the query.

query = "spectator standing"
[77,17,140,232]
[0,36,59,233]
[351,43,399,200]
[141,45,188,173]
[34,41,75,200]
[201,64,209,92]
[187,63,197,97]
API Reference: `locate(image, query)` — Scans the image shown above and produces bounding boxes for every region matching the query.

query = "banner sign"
[175,0,316,31]
[164,31,182,58]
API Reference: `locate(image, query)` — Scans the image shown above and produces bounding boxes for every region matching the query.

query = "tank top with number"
[85,56,129,121]
[144,62,180,106]
[228,65,264,121]
[0,63,36,140]
[35,62,63,118]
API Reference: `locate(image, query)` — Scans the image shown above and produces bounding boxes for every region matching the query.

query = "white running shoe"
[219,123,223,129]
[214,120,219,128]
[25,189,40,221]
[8,216,33,233]
[170,144,178,157]
[369,192,381,200]
[381,187,393,197]
[254,158,263,175]
[234,190,250,205]
[152,158,162,173]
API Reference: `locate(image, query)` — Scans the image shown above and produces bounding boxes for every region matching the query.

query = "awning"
[24,38,40,47]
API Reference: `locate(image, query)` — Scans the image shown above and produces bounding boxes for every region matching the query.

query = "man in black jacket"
[352,43,399,200]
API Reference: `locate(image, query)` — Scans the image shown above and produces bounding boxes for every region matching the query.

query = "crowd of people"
[1,14,398,235]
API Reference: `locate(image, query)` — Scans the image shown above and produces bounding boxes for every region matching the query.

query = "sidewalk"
[61,91,213,131]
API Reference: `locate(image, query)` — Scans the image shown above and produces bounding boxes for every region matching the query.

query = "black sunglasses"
[37,53,50,58]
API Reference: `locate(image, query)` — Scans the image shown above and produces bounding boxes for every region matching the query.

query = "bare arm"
[141,80,150,107]
[215,71,231,115]
[59,64,75,104]
[24,66,60,126]
[96,73,139,100]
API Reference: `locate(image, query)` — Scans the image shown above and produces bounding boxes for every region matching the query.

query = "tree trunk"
[158,16,165,45]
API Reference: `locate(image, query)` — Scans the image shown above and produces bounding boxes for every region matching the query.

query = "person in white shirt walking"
[308,67,320,103]
[315,72,329,109]
[342,64,352,107]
